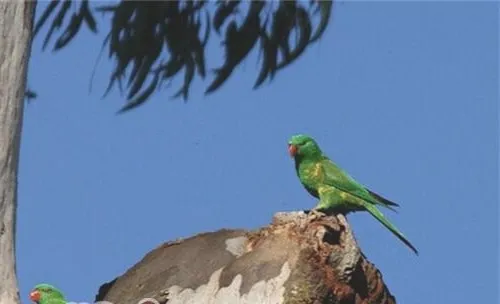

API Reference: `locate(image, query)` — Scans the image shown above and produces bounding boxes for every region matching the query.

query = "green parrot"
[288,134,418,255]
[29,284,66,304]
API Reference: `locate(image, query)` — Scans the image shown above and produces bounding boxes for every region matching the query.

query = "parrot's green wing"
[319,158,398,211]
[366,189,399,209]
[317,158,418,255]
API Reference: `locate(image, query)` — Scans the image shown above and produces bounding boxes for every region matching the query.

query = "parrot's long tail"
[364,203,419,255]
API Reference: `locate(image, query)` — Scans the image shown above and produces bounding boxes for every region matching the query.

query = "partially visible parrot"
[29,284,66,304]
[287,134,418,255]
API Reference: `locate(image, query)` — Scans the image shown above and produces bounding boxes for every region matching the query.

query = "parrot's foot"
[306,209,326,220]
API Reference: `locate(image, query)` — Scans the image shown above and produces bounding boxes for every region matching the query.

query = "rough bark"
[0,2,36,304]
[95,212,396,304]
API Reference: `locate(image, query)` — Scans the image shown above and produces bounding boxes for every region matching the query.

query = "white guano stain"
[166,262,291,304]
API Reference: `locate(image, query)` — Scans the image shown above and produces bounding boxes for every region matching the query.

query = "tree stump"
[95,212,396,304]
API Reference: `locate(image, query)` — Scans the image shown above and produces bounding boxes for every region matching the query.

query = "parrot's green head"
[288,134,323,160]
[29,284,65,304]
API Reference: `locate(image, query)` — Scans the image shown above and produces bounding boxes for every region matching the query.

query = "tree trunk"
[95,212,396,304]
[0,2,36,304]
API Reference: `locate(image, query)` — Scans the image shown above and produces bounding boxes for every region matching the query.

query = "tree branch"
[33,0,334,112]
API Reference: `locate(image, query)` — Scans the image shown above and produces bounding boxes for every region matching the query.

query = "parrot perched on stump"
[287,134,418,255]
[29,284,66,304]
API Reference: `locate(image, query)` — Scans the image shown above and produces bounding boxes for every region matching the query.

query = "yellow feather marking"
[318,186,336,197]
[318,186,328,195]
[312,163,322,180]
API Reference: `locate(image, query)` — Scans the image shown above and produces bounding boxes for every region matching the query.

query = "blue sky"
[17,2,497,304]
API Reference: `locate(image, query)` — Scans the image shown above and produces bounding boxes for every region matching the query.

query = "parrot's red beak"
[29,290,41,303]
[288,144,298,157]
